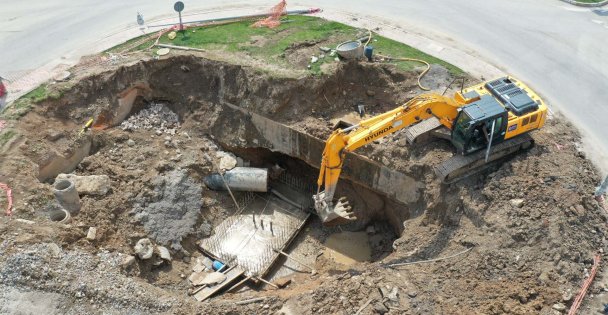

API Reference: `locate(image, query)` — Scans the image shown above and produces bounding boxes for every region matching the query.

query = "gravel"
[120,103,180,135]
[132,170,202,250]
[0,243,178,314]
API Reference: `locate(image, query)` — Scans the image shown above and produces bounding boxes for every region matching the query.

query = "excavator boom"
[314,94,462,224]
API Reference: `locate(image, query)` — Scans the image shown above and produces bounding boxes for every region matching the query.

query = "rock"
[86,227,97,241]
[319,46,331,52]
[510,199,525,208]
[216,151,237,170]
[574,204,585,216]
[157,246,171,261]
[538,269,551,283]
[373,302,389,314]
[121,255,137,269]
[552,303,566,312]
[134,238,154,260]
[193,256,214,272]
[381,156,390,166]
[55,174,111,196]
[407,290,418,298]
[387,286,399,302]
[46,131,65,141]
[46,243,62,258]
[562,291,573,302]
[366,90,376,97]
[201,272,227,286]
[311,56,319,63]
[189,271,207,286]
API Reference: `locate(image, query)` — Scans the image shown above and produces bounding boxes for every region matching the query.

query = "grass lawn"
[0,84,62,120]
[110,15,463,76]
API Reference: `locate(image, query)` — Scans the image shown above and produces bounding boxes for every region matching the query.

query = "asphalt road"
[1,0,607,170]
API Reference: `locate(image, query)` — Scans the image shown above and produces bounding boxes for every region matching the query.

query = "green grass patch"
[0,129,16,147]
[371,36,462,75]
[106,15,463,76]
[0,84,63,120]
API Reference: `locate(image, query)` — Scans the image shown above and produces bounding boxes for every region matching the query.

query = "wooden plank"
[194,267,245,302]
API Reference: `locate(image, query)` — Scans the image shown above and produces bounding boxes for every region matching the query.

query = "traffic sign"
[174,1,184,12]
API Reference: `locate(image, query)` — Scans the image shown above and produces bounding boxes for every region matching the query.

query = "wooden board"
[193,267,245,302]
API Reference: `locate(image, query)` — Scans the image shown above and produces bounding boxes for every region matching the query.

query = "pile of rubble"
[120,103,180,135]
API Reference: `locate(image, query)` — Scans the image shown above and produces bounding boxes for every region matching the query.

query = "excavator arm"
[314,94,462,224]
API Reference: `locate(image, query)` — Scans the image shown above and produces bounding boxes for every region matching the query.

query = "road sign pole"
[174,1,185,31]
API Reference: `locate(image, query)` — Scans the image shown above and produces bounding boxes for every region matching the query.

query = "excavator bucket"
[313,192,356,225]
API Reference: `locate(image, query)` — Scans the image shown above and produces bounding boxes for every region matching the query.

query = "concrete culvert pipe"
[49,208,72,224]
[53,179,81,215]
[204,167,268,192]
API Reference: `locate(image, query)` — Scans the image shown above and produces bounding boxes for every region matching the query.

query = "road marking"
[592,19,605,24]
[561,6,590,12]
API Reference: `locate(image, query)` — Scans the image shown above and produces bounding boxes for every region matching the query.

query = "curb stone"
[559,0,608,7]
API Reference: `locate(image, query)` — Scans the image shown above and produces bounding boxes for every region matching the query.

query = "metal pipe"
[147,8,321,28]
[155,44,206,52]
[273,249,316,273]
[204,167,268,192]
[53,179,81,215]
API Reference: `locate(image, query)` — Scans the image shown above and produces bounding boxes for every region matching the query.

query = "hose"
[364,29,431,91]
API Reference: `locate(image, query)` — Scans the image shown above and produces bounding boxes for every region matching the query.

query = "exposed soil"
[0,51,607,315]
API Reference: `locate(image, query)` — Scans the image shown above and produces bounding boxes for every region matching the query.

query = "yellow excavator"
[314,77,548,224]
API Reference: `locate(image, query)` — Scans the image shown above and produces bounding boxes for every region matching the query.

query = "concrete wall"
[219,102,424,229]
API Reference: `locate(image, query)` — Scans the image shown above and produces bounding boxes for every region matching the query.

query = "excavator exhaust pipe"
[313,192,356,225]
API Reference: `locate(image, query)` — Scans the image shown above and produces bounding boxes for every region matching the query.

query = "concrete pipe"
[49,208,72,224]
[53,179,81,215]
[204,167,268,192]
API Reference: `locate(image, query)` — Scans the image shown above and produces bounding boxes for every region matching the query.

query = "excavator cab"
[450,95,508,155]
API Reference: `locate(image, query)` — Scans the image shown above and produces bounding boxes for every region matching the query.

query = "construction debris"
[86,227,97,240]
[157,246,172,261]
[55,174,111,196]
[201,272,227,286]
[134,238,154,260]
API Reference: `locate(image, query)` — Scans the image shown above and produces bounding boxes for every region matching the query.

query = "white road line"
[561,6,591,12]
[591,19,604,24]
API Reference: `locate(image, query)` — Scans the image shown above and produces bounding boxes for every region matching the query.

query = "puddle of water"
[323,231,371,266]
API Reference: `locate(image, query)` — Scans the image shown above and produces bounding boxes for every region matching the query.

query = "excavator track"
[435,134,534,184]
[405,117,442,144]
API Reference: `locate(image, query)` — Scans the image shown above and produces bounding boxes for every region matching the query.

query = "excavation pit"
[3,52,604,314]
